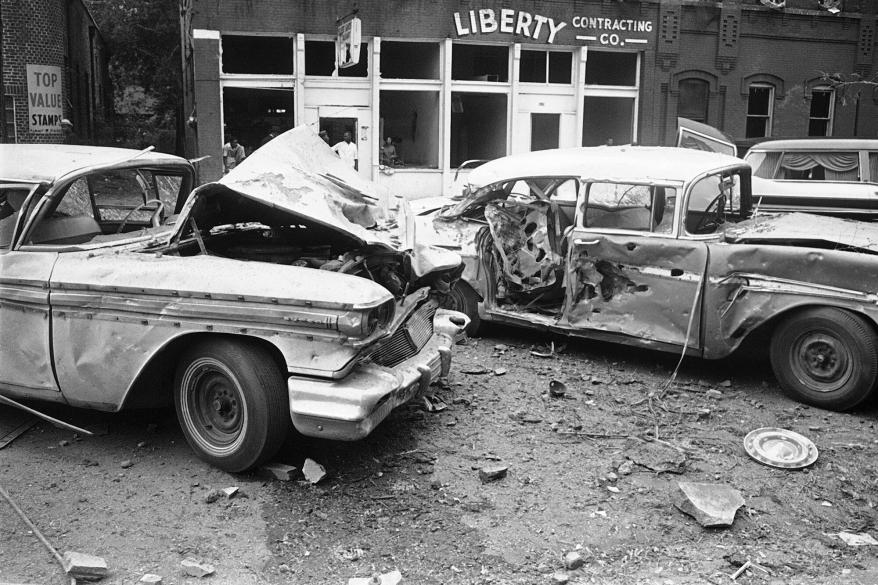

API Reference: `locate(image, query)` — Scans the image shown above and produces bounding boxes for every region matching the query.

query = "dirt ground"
[2,324,878,585]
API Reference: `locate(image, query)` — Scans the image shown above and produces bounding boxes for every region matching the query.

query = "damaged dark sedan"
[0,129,468,472]
[421,146,878,411]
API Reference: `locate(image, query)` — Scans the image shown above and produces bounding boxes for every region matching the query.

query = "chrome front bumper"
[287,308,469,441]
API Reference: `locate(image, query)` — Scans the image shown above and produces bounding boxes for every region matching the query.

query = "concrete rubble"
[260,462,297,481]
[63,551,108,580]
[674,481,744,527]
[181,557,215,578]
[303,458,327,484]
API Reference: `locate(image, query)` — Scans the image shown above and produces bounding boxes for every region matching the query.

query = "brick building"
[0,0,110,144]
[181,0,878,196]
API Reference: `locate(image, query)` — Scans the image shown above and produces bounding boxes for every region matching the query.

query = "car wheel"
[444,280,481,336]
[174,338,289,472]
[770,307,878,411]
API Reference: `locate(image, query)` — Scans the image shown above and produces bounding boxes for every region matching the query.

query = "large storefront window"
[221,36,293,74]
[519,50,572,84]
[452,43,509,82]
[582,50,639,146]
[305,40,368,77]
[379,91,440,168]
[222,87,294,155]
[381,41,440,79]
[450,93,507,167]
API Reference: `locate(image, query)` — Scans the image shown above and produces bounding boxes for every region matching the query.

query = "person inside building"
[60,119,80,145]
[332,131,358,170]
[380,136,400,166]
[318,130,331,145]
[222,136,246,173]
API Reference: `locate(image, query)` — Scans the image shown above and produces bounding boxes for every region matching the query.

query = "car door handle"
[574,239,600,246]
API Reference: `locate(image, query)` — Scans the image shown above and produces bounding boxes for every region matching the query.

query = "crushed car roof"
[0,144,190,184]
[466,146,746,188]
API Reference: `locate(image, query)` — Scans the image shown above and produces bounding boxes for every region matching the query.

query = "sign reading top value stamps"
[26,64,64,133]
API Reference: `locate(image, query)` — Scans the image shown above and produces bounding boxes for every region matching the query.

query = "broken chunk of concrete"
[260,462,297,481]
[348,569,402,585]
[63,551,108,580]
[626,439,687,474]
[551,571,570,584]
[120,459,133,469]
[181,557,215,578]
[479,465,508,483]
[675,482,744,527]
[140,574,163,584]
[222,486,239,498]
[564,551,585,570]
[302,458,327,484]
[837,531,878,546]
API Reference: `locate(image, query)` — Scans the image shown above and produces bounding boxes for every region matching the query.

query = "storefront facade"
[181,0,877,197]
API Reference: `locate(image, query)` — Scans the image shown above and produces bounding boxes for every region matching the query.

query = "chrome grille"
[370,301,437,368]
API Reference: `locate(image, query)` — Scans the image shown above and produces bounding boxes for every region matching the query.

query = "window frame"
[808,86,835,137]
[745,83,774,138]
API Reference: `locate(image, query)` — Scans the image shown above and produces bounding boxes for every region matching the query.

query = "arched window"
[678,79,710,123]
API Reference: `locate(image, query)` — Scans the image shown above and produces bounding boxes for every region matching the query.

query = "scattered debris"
[493,368,507,376]
[222,486,239,498]
[461,365,491,375]
[120,459,133,469]
[59,439,70,447]
[140,574,163,584]
[564,551,585,570]
[204,490,224,504]
[551,571,570,583]
[303,458,327,484]
[744,427,818,469]
[719,379,732,388]
[730,559,751,580]
[181,557,215,578]
[617,460,634,475]
[509,411,543,424]
[337,546,365,561]
[626,439,687,474]
[422,394,448,412]
[837,532,878,546]
[260,462,298,481]
[705,389,723,399]
[531,341,556,358]
[63,551,108,581]
[549,380,567,398]
[348,569,402,585]
[675,482,744,527]
[479,464,508,483]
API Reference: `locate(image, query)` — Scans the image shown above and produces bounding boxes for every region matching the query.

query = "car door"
[563,181,709,349]
[0,184,61,396]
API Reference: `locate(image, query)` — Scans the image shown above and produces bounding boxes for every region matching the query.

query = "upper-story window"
[678,79,709,124]
[808,87,835,137]
[305,40,368,77]
[519,50,572,84]
[222,36,293,74]
[381,41,440,79]
[452,43,509,82]
[746,84,773,138]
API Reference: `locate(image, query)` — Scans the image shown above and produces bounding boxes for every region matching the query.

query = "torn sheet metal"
[485,200,560,292]
[723,212,878,254]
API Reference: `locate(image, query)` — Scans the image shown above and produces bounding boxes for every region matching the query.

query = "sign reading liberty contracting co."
[453,8,654,47]
[26,64,63,132]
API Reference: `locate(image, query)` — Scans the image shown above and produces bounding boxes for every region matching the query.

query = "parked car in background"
[0,128,468,472]
[743,139,878,218]
[419,145,878,411]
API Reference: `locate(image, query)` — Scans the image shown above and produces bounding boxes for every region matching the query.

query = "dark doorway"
[222,87,294,155]
[531,113,560,151]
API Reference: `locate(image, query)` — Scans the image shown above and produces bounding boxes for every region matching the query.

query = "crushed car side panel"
[701,243,878,359]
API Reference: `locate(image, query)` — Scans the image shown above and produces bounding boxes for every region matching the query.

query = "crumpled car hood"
[176,126,460,277]
[723,212,878,253]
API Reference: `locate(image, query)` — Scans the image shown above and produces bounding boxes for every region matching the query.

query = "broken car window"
[684,173,742,235]
[584,182,675,234]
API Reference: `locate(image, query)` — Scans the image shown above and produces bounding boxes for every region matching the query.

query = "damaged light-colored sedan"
[424,146,878,411]
[0,128,468,472]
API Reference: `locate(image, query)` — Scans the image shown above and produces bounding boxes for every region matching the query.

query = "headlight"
[365,300,395,336]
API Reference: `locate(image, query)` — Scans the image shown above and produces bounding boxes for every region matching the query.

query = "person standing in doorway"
[332,131,358,170]
[223,136,245,173]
